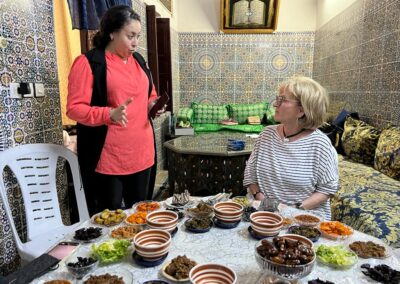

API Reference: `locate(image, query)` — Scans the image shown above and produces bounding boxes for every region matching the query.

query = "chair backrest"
[0,143,89,243]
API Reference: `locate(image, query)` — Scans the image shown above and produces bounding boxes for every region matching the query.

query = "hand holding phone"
[149,92,169,119]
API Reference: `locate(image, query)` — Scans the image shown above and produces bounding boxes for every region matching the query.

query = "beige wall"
[144,0,177,28]
[316,0,358,28]
[177,0,317,32]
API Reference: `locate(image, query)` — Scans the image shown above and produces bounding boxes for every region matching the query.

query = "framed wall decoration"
[220,0,280,34]
[159,0,172,14]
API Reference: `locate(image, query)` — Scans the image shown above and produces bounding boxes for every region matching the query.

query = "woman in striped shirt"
[243,76,339,220]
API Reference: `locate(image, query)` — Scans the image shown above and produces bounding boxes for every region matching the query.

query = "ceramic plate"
[91,211,126,227]
[346,237,393,259]
[164,198,195,209]
[160,260,196,282]
[32,272,75,284]
[184,218,212,233]
[82,267,133,284]
[213,217,240,229]
[72,226,109,243]
[133,200,161,212]
[132,251,169,267]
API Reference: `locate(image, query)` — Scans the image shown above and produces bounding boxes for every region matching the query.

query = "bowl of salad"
[316,244,358,269]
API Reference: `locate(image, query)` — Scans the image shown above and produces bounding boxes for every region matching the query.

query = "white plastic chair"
[0,143,90,262]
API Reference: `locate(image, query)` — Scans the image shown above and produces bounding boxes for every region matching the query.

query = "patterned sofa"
[176,102,275,133]
[331,118,400,248]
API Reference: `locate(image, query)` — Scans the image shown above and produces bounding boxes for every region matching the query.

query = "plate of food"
[82,267,133,284]
[33,272,75,284]
[185,217,213,233]
[125,211,148,227]
[165,190,194,209]
[91,209,126,227]
[316,244,358,269]
[185,201,214,219]
[319,221,353,240]
[347,238,393,259]
[293,211,323,227]
[134,201,161,212]
[110,225,143,240]
[73,227,108,243]
[287,225,321,242]
[160,255,197,282]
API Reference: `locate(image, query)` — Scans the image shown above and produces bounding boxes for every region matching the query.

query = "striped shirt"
[243,125,339,220]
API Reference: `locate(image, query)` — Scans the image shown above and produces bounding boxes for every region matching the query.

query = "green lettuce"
[316,244,357,266]
[91,239,131,263]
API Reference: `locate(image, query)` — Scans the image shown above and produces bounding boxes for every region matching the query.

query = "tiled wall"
[0,0,170,275]
[177,32,315,108]
[313,0,400,127]
[0,0,63,274]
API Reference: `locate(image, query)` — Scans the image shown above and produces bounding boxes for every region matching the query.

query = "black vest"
[77,49,153,195]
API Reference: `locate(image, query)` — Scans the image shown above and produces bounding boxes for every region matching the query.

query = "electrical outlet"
[9,83,21,99]
[35,83,45,97]
[9,82,34,98]
[23,83,35,98]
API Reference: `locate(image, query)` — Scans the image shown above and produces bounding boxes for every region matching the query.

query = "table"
[164,132,257,197]
[32,199,400,284]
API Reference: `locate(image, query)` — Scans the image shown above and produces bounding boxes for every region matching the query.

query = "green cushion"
[264,107,276,125]
[191,103,229,124]
[177,107,193,122]
[374,126,400,181]
[341,117,381,165]
[228,103,269,124]
[192,123,265,133]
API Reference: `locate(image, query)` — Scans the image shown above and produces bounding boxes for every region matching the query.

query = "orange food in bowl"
[126,211,148,224]
[136,201,160,212]
[319,221,353,237]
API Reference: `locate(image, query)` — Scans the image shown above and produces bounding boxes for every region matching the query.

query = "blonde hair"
[278,76,329,129]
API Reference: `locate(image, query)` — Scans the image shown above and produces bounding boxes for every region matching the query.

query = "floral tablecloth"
[32,198,400,284]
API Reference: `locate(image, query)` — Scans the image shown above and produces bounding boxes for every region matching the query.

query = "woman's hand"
[298,192,329,210]
[110,98,133,127]
[248,184,264,200]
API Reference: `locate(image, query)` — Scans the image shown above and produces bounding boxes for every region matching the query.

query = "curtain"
[67,0,132,30]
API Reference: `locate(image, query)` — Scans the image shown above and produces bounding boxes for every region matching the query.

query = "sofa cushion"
[192,123,265,133]
[331,155,400,248]
[374,126,400,181]
[228,103,268,124]
[177,107,193,122]
[264,107,276,125]
[341,117,381,165]
[191,103,229,124]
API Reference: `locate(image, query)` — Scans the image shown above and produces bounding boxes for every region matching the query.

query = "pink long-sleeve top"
[67,51,157,175]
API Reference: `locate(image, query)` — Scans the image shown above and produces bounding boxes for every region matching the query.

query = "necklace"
[282,126,306,142]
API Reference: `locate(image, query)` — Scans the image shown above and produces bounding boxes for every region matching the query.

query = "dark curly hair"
[92,5,141,49]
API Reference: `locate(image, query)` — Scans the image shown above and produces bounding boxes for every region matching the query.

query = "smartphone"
[48,241,79,260]
[149,91,169,119]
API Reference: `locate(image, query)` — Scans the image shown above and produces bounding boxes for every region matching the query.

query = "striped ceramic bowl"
[146,210,178,233]
[213,201,244,223]
[250,211,283,237]
[189,263,237,284]
[133,229,171,261]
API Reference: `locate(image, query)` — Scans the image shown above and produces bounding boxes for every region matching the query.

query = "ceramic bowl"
[250,211,283,237]
[213,201,243,223]
[146,210,178,233]
[133,229,171,262]
[189,263,237,284]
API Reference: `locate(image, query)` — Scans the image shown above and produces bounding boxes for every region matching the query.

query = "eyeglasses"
[273,96,301,107]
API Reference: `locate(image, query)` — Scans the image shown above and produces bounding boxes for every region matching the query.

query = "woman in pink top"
[67,6,158,214]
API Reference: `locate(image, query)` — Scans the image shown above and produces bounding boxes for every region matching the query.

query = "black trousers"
[95,166,152,211]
